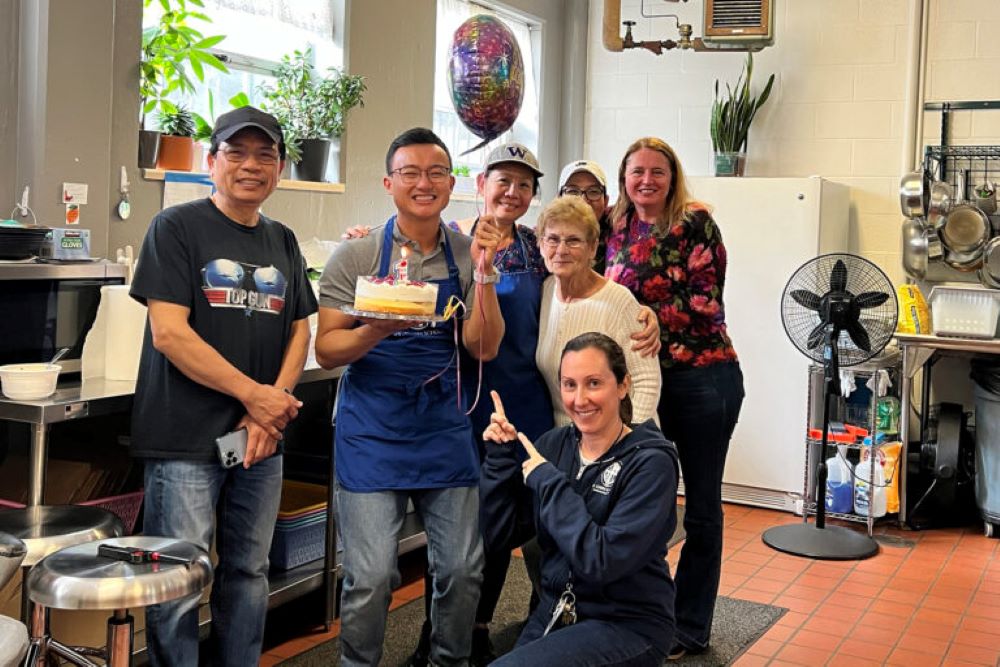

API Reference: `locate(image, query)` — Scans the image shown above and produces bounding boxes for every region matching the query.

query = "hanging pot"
[941,204,990,254]
[927,180,952,229]
[899,171,928,218]
[901,218,928,280]
[978,237,1000,289]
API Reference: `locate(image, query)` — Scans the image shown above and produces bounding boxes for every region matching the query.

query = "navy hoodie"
[480,419,679,654]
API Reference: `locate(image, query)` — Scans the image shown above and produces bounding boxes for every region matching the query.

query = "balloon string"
[463,253,488,416]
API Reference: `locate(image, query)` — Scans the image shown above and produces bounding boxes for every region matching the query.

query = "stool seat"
[0,614,29,666]
[0,505,123,566]
[0,531,27,587]
[28,536,212,611]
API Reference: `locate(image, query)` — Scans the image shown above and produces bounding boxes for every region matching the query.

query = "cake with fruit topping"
[353,275,438,316]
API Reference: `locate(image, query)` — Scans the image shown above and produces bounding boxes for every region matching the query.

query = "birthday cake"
[354,276,439,316]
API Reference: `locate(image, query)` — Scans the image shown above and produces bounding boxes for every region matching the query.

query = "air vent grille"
[711,0,763,28]
[704,0,773,42]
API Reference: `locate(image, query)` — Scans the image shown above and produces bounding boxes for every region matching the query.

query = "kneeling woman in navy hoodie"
[481,332,679,666]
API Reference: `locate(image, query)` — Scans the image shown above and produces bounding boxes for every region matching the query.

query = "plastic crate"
[929,284,1000,338]
[269,480,329,570]
[269,517,327,570]
[0,489,144,535]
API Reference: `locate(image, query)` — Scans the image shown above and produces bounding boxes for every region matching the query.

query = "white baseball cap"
[558,160,608,190]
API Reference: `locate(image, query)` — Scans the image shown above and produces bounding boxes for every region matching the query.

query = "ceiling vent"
[703,0,774,46]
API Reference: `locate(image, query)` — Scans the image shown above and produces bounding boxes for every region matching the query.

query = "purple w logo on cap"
[506,146,527,159]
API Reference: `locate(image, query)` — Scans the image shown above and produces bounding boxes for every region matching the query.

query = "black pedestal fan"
[762,253,898,560]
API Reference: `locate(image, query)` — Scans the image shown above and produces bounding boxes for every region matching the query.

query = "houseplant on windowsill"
[259,48,367,182]
[710,53,775,177]
[139,0,228,168]
[156,106,196,171]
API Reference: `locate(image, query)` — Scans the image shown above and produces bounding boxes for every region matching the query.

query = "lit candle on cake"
[395,246,409,282]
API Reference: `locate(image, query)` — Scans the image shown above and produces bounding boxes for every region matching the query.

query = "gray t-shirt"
[318,220,476,313]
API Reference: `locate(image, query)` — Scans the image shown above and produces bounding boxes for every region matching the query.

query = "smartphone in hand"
[216,428,249,469]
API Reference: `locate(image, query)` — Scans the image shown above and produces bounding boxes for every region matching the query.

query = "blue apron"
[466,222,553,445]
[335,217,478,491]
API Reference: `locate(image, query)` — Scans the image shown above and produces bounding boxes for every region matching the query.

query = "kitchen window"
[141,0,344,129]
[434,0,541,174]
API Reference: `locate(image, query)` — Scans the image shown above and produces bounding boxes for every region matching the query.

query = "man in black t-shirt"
[130,107,317,667]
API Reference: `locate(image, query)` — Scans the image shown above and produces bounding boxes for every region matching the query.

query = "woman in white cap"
[557,160,612,273]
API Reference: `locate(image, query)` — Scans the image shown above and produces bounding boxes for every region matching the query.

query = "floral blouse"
[447,220,547,277]
[605,207,738,370]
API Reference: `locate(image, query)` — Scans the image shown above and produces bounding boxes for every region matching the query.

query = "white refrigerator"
[686,176,850,511]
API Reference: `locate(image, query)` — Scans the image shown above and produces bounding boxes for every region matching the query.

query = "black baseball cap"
[211,106,286,157]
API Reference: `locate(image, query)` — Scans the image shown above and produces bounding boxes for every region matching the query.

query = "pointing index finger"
[490,390,506,419]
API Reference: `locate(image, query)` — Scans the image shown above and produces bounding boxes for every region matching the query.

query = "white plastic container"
[0,363,61,400]
[854,455,887,518]
[928,284,1000,338]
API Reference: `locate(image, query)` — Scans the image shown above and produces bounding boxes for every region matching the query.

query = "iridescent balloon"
[448,14,524,153]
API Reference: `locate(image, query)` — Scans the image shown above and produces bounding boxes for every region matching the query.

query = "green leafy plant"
[258,48,367,163]
[158,106,195,137]
[710,53,775,154]
[191,91,251,143]
[453,165,471,177]
[140,0,229,128]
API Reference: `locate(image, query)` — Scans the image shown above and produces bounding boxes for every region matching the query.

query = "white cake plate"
[339,305,448,323]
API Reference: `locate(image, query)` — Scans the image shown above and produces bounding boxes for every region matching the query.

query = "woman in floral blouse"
[605,137,745,660]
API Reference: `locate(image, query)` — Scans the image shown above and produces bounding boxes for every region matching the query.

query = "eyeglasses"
[541,234,587,250]
[561,186,606,203]
[218,146,281,165]
[390,166,452,184]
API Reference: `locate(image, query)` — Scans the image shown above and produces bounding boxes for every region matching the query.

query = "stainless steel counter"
[0,365,341,506]
[896,332,1000,524]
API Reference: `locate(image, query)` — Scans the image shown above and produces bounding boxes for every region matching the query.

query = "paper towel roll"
[81,285,147,381]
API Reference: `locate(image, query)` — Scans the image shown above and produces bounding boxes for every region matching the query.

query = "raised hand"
[483,390,518,443]
[471,215,502,268]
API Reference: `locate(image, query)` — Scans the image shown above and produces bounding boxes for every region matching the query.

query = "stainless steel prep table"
[896,332,1000,525]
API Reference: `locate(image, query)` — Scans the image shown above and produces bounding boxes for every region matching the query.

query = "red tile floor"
[260,503,1000,666]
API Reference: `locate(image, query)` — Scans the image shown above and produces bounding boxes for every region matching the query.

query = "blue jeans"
[658,362,744,651]
[142,455,283,667]
[337,485,484,667]
[491,611,664,667]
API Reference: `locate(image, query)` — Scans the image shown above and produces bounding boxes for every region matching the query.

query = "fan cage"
[781,253,898,367]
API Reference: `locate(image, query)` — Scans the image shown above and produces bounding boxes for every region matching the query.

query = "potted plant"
[259,48,367,182]
[156,106,196,171]
[190,91,250,170]
[138,0,228,168]
[710,53,775,177]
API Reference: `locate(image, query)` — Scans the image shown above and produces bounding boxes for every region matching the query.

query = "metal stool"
[0,532,29,667]
[27,536,212,667]
[0,505,123,623]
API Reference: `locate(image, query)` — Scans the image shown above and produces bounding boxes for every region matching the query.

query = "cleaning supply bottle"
[825,445,854,514]
[854,439,887,517]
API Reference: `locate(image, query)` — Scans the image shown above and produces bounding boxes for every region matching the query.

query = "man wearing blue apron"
[316,128,505,667]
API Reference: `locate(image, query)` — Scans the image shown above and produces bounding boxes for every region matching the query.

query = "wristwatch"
[474,269,499,284]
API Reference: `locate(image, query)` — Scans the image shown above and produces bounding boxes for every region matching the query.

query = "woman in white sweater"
[535,196,661,426]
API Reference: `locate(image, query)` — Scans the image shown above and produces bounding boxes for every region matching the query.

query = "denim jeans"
[657,362,744,651]
[337,485,484,667]
[491,611,664,667]
[142,455,283,667]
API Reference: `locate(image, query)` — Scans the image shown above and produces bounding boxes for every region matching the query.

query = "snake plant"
[710,53,775,154]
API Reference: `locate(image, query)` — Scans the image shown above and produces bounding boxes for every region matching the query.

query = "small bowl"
[0,363,61,400]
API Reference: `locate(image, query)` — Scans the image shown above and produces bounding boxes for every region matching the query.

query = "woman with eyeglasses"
[605,137,744,661]
[557,160,612,273]
[535,196,661,427]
